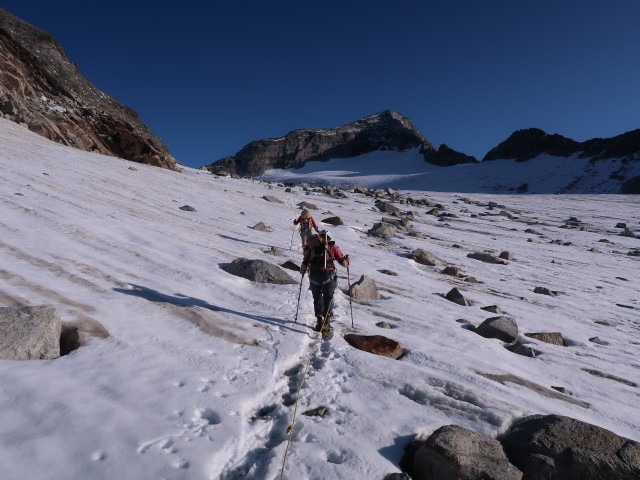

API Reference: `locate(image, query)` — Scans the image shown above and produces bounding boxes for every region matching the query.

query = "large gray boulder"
[412,424,522,480]
[412,249,447,266]
[368,222,397,238]
[475,316,518,344]
[222,258,296,284]
[0,306,62,360]
[500,414,640,480]
[349,275,380,300]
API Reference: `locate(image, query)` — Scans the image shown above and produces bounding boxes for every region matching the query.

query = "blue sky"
[3,1,640,168]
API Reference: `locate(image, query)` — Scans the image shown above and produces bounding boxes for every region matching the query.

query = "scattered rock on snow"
[505,342,537,358]
[533,286,557,296]
[622,227,637,238]
[297,201,317,210]
[0,306,62,360]
[378,269,398,276]
[262,195,284,203]
[321,216,344,226]
[445,288,469,306]
[368,222,397,238]
[500,414,640,480]
[475,316,518,344]
[481,305,503,314]
[350,275,380,300]
[467,252,506,264]
[411,425,522,480]
[251,222,272,232]
[551,386,572,395]
[343,334,404,359]
[411,248,447,267]
[441,266,460,277]
[302,406,328,417]
[499,251,513,261]
[280,260,300,272]
[263,246,284,256]
[376,321,393,329]
[589,336,609,345]
[222,258,296,284]
[524,332,565,346]
[179,205,197,212]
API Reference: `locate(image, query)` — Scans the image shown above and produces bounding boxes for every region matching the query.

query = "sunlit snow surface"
[1,117,639,479]
[259,148,640,193]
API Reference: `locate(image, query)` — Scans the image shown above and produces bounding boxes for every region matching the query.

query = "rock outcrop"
[0,306,61,360]
[206,110,432,176]
[484,127,640,167]
[0,7,176,169]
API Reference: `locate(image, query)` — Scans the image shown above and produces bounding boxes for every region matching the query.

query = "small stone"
[302,406,328,417]
[589,336,609,345]
[525,332,565,346]
[441,266,460,277]
[499,251,513,261]
[533,286,555,296]
[376,322,393,329]
[481,305,503,314]
[179,205,196,212]
[377,269,398,276]
[445,288,469,306]
[550,386,572,395]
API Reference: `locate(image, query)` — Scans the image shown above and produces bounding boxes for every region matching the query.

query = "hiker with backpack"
[293,210,319,248]
[299,230,349,334]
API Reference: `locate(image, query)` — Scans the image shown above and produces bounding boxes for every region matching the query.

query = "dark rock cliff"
[207,111,475,176]
[0,7,176,170]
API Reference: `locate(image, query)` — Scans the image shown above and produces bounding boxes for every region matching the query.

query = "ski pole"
[294,271,305,323]
[346,258,354,328]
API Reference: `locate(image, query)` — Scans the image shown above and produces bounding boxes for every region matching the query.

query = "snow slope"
[258,148,640,193]
[1,117,639,479]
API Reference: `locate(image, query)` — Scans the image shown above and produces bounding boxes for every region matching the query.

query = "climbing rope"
[279,298,334,480]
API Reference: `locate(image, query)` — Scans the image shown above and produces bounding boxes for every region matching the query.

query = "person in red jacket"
[300,230,349,333]
[293,209,319,248]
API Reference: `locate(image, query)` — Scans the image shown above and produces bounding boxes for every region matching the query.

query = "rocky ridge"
[0,7,176,169]
[206,110,477,176]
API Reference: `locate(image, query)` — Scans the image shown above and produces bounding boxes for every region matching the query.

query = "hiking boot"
[315,315,324,332]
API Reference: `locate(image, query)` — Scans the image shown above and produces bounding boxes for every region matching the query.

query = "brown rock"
[280,260,300,272]
[321,216,344,226]
[343,334,404,359]
[441,266,460,277]
[524,332,565,346]
[0,8,176,169]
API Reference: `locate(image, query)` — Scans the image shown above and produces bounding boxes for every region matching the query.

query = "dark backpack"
[305,234,335,270]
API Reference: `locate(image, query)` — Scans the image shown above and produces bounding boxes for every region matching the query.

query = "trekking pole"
[290,221,296,250]
[294,271,305,323]
[346,258,354,328]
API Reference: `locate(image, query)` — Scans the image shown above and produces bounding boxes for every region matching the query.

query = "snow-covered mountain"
[1,116,639,479]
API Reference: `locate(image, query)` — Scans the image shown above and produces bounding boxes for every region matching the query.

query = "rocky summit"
[0,7,176,170]
[206,110,476,176]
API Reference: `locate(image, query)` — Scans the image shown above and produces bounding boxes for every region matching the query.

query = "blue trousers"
[308,269,336,317]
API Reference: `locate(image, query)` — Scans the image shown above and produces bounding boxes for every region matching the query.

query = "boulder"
[350,275,380,300]
[343,334,404,359]
[0,306,62,360]
[524,332,565,346]
[476,316,518,344]
[500,414,640,480]
[499,251,514,261]
[445,288,469,306]
[251,222,272,232]
[467,252,506,264]
[375,201,401,215]
[412,249,447,266]
[297,201,317,210]
[354,186,367,194]
[222,258,296,284]
[321,216,344,226]
[262,195,284,203]
[441,266,460,277]
[280,260,300,272]
[533,286,556,296]
[412,424,522,480]
[368,222,397,238]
